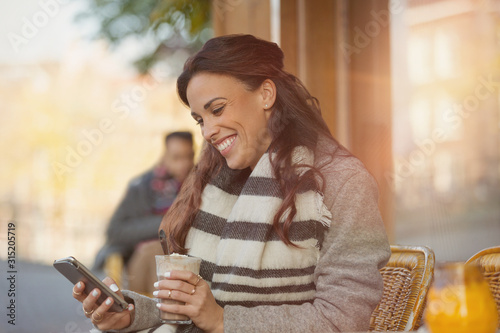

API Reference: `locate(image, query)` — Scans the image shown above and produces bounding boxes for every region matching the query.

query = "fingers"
[93,300,135,331]
[154,277,207,306]
[153,271,222,331]
[72,277,133,331]
[82,288,101,318]
[72,281,87,302]
[101,276,123,298]
[164,270,203,286]
[194,274,203,286]
[154,288,200,305]
[91,296,114,324]
[72,281,100,318]
[154,271,204,301]
[154,278,198,298]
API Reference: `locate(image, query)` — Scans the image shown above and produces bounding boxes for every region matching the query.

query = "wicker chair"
[369,245,435,332]
[466,246,500,328]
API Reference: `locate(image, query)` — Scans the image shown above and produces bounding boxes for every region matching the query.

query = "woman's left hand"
[154,271,223,333]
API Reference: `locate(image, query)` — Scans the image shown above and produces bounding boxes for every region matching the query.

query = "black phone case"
[53,256,128,312]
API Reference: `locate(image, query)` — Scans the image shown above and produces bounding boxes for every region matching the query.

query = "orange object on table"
[425,262,498,333]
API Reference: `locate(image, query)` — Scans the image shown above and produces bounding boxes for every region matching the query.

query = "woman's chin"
[225,156,248,170]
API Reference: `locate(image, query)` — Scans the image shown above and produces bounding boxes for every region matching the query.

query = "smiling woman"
[70,34,391,333]
[186,73,274,169]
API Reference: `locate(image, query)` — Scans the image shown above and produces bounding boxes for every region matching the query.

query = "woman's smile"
[213,134,237,156]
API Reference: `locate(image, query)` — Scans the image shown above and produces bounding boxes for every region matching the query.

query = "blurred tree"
[78,0,212,73]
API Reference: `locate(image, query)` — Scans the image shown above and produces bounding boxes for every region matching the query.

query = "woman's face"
[186,73,275,170]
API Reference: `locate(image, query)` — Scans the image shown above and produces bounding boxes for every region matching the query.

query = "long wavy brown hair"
[160,34,339,254]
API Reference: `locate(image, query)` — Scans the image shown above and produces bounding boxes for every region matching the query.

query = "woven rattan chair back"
[369,245,435,332]
[466,246,500,328]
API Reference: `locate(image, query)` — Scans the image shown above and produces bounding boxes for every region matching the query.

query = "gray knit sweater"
[111,142,391,333]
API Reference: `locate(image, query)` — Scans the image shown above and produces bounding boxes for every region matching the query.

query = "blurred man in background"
[93,131,195,295]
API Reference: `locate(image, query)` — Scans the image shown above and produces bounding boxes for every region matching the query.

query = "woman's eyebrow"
[204,97,227,110]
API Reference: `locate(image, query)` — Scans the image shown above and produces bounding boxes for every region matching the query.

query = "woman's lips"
[214,135,236,156]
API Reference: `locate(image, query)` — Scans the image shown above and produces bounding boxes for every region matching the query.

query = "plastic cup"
[155,254,202,324]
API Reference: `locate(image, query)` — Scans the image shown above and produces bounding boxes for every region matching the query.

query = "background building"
[213,0,500,260]
[392,0,500,259]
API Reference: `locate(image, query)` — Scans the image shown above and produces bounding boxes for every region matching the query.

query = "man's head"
[160,131,195,182]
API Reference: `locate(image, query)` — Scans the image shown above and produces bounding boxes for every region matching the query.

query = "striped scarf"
[185,147,332,308]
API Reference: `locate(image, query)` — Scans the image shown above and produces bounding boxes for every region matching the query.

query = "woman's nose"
[202,118,219,142]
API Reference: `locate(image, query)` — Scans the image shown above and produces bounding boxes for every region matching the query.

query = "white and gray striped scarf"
[185,147,332,308]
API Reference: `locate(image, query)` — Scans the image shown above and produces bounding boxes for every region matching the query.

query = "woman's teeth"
[216,136,236,151]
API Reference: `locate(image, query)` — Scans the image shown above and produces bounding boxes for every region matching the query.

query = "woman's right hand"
[72,277,134,331]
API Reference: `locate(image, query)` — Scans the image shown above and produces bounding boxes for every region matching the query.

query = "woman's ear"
[261,79,277,111]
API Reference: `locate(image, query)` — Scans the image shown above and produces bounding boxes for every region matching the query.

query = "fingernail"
[110,284,119,292]
[156,303,162,309]
[128,304,134,311]
[153,291,159,297]
[92,289,99,297]
[105,298,112,305]
[164,272,171,278]
[154,282,159,288]
[76,282,82,289]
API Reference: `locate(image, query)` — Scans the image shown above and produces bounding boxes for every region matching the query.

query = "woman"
[73,34,390,333]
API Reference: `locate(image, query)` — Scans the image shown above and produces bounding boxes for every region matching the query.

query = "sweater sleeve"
[111,290,169,333]
[223,170,391,332]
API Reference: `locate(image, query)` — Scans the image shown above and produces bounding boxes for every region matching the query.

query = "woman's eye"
[195,118,203,126]
[212,105,225,115]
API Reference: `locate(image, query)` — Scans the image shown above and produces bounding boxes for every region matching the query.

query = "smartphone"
[53,256,128,312]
